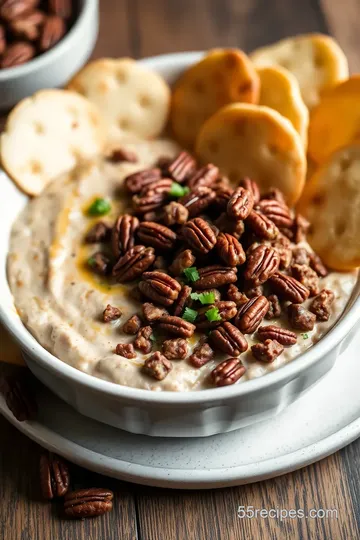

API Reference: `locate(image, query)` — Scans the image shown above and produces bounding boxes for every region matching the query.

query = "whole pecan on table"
[103,304,122,322]
[240,177,260,203]
[226,284,248,306]
[112,214,139,258]
[194,265,237,289]
[157,315,196,338]
[291,264,320,297]
[172,285,192,316]
[122,314,142,335]
[179,186,216,217]
[269,272,310,303]
[124,168,162,194]
[210,322,248,356]
[187,164,219,190]
[115,343,136,359]
[309,289,335,321]
[211,358,246,387]
[86,221,111,244]
[1,41,35,68]
[257,325,297,346]
[162,201,189,226]
[64,488,114,519]
[246,210,279,240]
[0,375,37,421]
[243,244,280,287]
[251,339,284,363]
[162,338,189,360]
[142,302,168,323]
[143,352,173,380]
[288,304,316,331]
[188,339,214,367]
[216,232,246,267]
[139,271,181,306]
[39,452,70,500]
[137,221,177,251]
[256,199,293,228]
[265,294,281,320]
[166,151,196,183]
[234,296,269,334]
[195,301,237,329]
[10,10,45,41]
[168,249,195,276]
[112,245,155,282]
[39,14,65,52]
[182,217,218,254]
[134,326,153,354]
[227,186,254,220]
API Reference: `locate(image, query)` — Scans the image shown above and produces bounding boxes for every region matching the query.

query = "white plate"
[1,328,359,489]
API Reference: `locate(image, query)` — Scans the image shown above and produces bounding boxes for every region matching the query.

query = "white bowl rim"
[0,0,96,80]
[1,50,360,406]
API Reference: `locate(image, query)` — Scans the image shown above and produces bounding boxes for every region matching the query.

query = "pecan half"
[216,232,246,267]
[49,0,72,18]
[112,214,139,258]
[246,210,279,240]
[103,304,122,322]
[0,375,37,421]
[139,271,181,306]
[122,314,142,335]
[211,358,246,387]
[213,212,245,239]
[169,249,195,276]
[179,186,216,217]
[182,217,217,254]
[244,244,280,286]
[309,289,335,321]
[137,221,177,251]
[107,147,138,163]
[234,296,269,334]
[166,151,196,183]
[210,322,248,356]
[262,187,286,205]
[265,294,281,320]
[124,168,161,194]
[133,187,169,214]
[85,221,111,244]
[64,488,113,519]
[196,301,237,329]
[212,186,234,211]
[115,343,136,359]
[309,252,328,277]
[291,264,320,297]
[143,352,172,380]
[88,252,111,275]
[251,339,284,363]
[293,213,310,243]
[187,164,219,190]
[173,285,192,316]
[243,284,263,298]
[257,325,297,346]
[292,247,310,266]
[162,201,189,226]
[269,272,310,303]
[1,41,35,68]
[39,15,66,52]
[10,10,45,41]
[0,0,39,21]
[195,265,237,289]
[112,245,155,282]
[162,338,189,360]
[288,304,316,330]
[189,339,214,367]
[256,199,293,228]
[227,187,254,220]
[134,326,153,354]
[272,234,292,270]
[240,178,260,203]
[153,255,168,271]
[40,453,70,500]
[227,284,249,306]
[142,302,168,322]
[157,316,195,337]
[0,24,5,55]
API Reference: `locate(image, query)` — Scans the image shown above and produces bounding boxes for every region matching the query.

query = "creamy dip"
[7,139,358,391]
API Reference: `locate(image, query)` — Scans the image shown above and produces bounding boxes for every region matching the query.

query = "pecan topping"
[162,338,189,360]
[195,265,237,289]
[169,249,195,276]
[10,10,44,41]
[256,199,293,228]
[124,168,161,194]
[272,234,292,269]
[265,294,281,320]
[293,213,310,243]
[227,187,254,220]
[0,0,39,21]
[257,325,297,346]
[112,215,139,257]
[243,284,263,298]
[107,147,138,163]
[0,375,37,421]
[137,221,177,251]
[134,326,153,354]
[288,304,316,331]
[227,284,248,306]
[189,339,214,367]
[213,186,234,211]
[143,352,172,380]
[49,0,72,18]
[122,314,142,335]
[112,245,155,282]
[142,302,168,322]
[162,201,189,226]
[115,343,136,359]
[262,187,286,205]
[1,41,35,68]
[0,24,5,55]
[167,151,196,183]
[214,212,245,239]
[291,264,320,297]
[40,453,70,500]
[139,271,181,306]
[64,488,113,519]
[210,322,248,356]
[309,252,328,277]
[234,296,269,334]
[269,272,310,303]
[173,285,192,316]
[88,252,111,275]
[292,247,310,267]
[179,186,216,217]
[244,245,280,286]
[211,358,246,387]
[251,339,284,363]
[246,210,279,240]
[157,316,195,338]
[309,289,335,321]
[103,304,122,322]
[153,255,168,270]
[187,164,219,190]
[196,301,237,329]
[216,232,246,267]
[182,217,217,254]
[133,183,170,214]
[39,15,66,51]
[85,221,111,244]
[240,177,260,203]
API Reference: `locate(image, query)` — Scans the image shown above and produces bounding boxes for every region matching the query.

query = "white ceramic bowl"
[0,0,99,110]
[1,52,360,438]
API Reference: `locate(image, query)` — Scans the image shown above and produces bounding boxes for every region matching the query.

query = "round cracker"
[67,58,171,141]
[298,143,360,270]
[170,48,260,149]
[257,65,309,146]
[250,33,348,109]
[308,75,360,164]
[195,103,306,206]
[0,89,106,196]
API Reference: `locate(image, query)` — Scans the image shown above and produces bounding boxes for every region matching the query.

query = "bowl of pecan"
[0,0,98,109]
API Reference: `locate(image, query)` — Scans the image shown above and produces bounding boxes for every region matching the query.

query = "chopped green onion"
[182,307,198,323]
[150,332,157,343]
[169,182,190,198]
[87,256,96,267]
[205,307,222,323]
[301,333,309,340]
[183,267,199,282]
[87,198,111,216]
[190,291,215,305]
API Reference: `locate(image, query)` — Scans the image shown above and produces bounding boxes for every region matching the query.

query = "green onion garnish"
[150,332,157,343]
[182,307,198,323]
[169,182,190,198]
[301,333,309,340]
[205,307,222,323]
[87,256,96,267]
[183,267,200,282]
[87,197,111,216]
[190,291,215,305]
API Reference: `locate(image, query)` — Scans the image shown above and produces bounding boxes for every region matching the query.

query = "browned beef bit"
[162,338,189,360]
[143,352,173,380]
[103,304,122,323]
[251,339,284,363]
[107,147,138,163]
[87,252,111,275]
[115,343,136,359]
[309,289,335,321]
[169,249,196,276]
[226,284,248,306]
[243,284,264,298]
[188,339,214,368]
[287,304,316,331]
[291,247,311,267]
[272,234,292,269]
[293,213,310,243]
[265,294,282,320]
[309,252,328,277]
[122,314,142,335]
[142,303,169,323]
[291,264,320,297]
[134,326,153,354]
[85,222,111,244]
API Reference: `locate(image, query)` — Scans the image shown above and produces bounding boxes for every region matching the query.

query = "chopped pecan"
[179,186,216,217]
[122,314,142,335]
[211,358,246,387]
[227,284,249,306]
[107,147,138,163]
[85,221,111,244]
[309,252,328,277]
[269,272,310,303]
[187,164,219,190]
[153,255,168,271]
[115,343,137,359]
[143,352,172,380]
[182,217,217,254]
[265,294,282,320]
[291,264,320,297]
[10,10,44,41]
[88,252,111,275]
[256,199,293,228]
[112,214,139,257]
[240,178,260,203]
[243,284,263,298]
[162,201,189,226]
[293,213,310,243]
[142,302,168,322]
[162,338,189,360]
[157,316,195,337]
[251,339,284,363]
[214,212,245,239]
[40,453,70,500]
[137,221,177,251]
[272,234,292,269]
[292,247,311,266]
[133,186,169,214]
[244,245,280,286]
[134,326,153,354]
[167,151,196,183]
[212,187,234,211]
[64,488,113,519]
[234,296,269,334]
[195,265,237,289]
[1,375,37,421]
[210,322,248,356]
[129,285,143,302]
[173,285,192,316]
[257,325,297,346]
[246,210,279,240]
[103,304,122,322]
[39,15,66,52]
[288,304,316,330]
[1,41,35,68]
[112,245,155,282]
[124,168,161,194]
[309,289,335,321]
[169,249,196,276]
[262,187,286,205]
[139,271,181,306]
[216,232,246,267]
[196,301,237,329]
[227,187,254,220]
[189,339,214,367]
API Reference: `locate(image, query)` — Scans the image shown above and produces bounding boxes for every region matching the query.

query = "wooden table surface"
[1,0,360,539]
